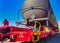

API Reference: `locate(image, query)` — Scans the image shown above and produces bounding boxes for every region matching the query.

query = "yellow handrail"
[34,21,37,31]
[32,35,40,42]
[32,21,41,42]
[34,21,41,32]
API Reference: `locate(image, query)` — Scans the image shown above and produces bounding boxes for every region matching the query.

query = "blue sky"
[0,0,60,26]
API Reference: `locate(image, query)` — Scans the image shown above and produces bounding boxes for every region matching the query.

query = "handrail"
[34,21,41,32]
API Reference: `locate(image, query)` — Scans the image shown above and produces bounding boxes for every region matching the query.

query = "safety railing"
[32,21,41,42]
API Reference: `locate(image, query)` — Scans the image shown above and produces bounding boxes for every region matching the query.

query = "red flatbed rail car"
[0,24,57,42]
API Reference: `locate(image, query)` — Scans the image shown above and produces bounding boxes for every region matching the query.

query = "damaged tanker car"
[0,0,58,42]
